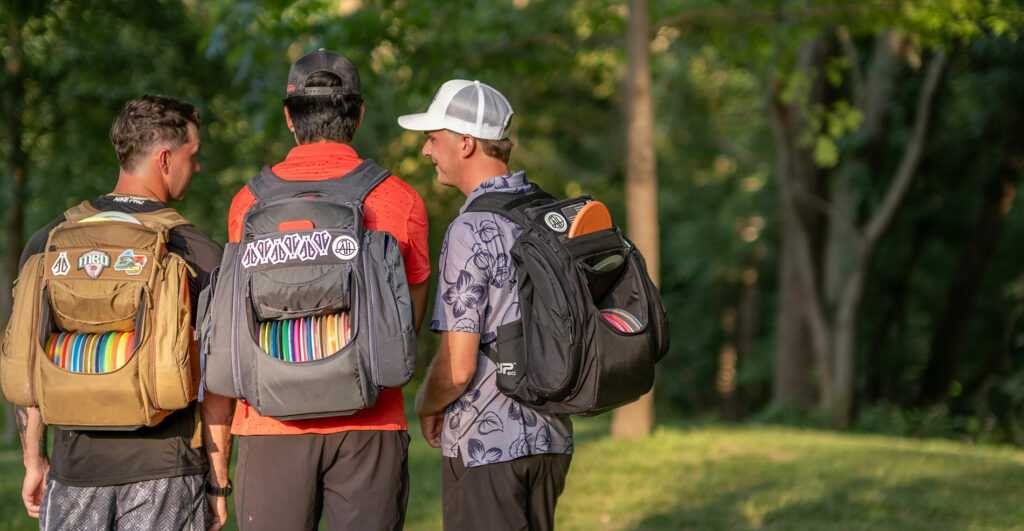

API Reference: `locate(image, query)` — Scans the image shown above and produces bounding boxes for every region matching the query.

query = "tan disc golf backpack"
[0,201,199,430]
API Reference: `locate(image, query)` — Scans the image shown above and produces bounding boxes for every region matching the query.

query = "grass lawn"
[3,415,1023,530]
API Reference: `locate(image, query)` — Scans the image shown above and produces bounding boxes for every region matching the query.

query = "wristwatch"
[205,479,232,497]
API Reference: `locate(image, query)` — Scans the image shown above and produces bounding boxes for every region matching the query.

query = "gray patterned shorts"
[39,474,206,531]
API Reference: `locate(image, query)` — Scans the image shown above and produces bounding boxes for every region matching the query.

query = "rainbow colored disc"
[276,319,284,362]
[110,331,121,370]
[124,331,136,368]
[110,333,122,370]
[91,334,103,373]
[104,332,116,371]
[294,318,303,362]
[74,333,87,372]
[280,319,290,362]
[58,333,71,369]
[46,334,57,366]
[86,334,99,373]
[304,317,312,361]
[601,311,629,333]
[258,321,265,354]
[99,332,113,372]
[314,314,323,360]
[607,308,642,331]
[290,318,299,362]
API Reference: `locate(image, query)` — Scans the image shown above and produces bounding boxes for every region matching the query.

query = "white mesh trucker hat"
[397,80,513,140]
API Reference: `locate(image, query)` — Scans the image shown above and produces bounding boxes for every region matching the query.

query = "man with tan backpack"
[1,95,231,529]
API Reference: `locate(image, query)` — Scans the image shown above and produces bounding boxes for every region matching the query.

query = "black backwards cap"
[285,48,361,97]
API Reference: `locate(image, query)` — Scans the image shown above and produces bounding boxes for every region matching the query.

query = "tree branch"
[864,49,947,245]
[836,25,865,109]
[652,3,901,34]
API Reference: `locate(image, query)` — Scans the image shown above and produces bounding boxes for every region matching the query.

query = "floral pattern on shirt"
[431,171,573,467]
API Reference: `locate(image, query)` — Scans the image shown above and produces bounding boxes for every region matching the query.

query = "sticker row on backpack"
[257,312,352,362]
[601,308,643,333]
[46,331,135,373]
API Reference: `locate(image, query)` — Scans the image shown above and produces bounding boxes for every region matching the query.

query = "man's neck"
[111,171,165,202]
[461,161,511,196]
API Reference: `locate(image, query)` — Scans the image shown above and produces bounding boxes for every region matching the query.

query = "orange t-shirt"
[228,143,430,436]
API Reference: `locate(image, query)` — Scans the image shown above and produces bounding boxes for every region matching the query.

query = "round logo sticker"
[543,212,568,232]
[332,235,359,260]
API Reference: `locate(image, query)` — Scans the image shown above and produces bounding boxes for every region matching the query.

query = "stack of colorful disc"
[600,308,643,333]
[45,331,135,373]
[257,312,352,362]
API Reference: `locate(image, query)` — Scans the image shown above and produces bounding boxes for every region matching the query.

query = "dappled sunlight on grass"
[2,418,1022,530]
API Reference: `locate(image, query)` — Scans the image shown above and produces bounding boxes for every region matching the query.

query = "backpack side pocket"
[145,254,195,411]
[1,254,46,407]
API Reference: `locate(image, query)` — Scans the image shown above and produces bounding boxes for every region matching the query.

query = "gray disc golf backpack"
[198,160,416,420]
[465,186,669,416]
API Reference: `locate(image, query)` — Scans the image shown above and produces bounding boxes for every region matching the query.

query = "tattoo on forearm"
[14,405,48,459]
[14,406,29,436]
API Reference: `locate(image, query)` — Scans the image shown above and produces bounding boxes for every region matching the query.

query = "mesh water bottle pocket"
[256,312,352,363]
[578,249,626,302]
[592,251,651,335]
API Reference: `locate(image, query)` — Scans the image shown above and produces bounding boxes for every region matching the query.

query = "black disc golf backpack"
[198,160,416,420]
[465,186,669,416]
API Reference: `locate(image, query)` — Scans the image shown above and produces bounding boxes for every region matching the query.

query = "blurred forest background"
[2,0,1024,446]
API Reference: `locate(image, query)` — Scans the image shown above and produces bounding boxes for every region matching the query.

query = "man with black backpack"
[7,95,229,529]
[399,80,574,530]
[218,49,430,530]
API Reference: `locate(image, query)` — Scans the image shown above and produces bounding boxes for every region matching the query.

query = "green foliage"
[3,0,1024,447]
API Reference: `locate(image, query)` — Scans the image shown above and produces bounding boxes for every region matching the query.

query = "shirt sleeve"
[227,186,257,243]
[403,189,431,285]
[430,217,492,334]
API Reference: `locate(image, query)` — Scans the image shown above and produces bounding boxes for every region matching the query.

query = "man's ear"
[158,148,171,174]
[461,134,476,158]
[356,105,365,130]
[284,106,295,132]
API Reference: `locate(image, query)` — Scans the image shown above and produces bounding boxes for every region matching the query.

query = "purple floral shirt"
[431,171,573,467]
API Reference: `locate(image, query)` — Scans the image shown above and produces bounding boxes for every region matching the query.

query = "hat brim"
[397,112,446,132]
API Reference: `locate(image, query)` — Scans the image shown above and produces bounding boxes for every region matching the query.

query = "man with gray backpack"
[400,79,668,530]
[200,49,430,529]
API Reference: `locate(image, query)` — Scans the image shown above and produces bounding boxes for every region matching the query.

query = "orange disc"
[567,201,612,238]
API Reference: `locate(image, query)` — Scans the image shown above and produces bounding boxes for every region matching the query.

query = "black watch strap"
[205,478,232,497]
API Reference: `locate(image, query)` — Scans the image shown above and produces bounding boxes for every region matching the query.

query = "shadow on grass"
[631,441,1024,531]
[633,481,779,530]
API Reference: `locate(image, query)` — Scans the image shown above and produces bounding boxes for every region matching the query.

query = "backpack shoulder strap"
[62,200,101,222]
[134,208,192,232]
[246,159,391,204]
[464,185,555,227]
[61,201,191,231]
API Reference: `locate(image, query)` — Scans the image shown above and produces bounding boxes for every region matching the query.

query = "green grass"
[3,417,1023,530]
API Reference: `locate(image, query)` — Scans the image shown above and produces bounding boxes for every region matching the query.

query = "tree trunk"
[769,38,831,410]
[827,48,946,427]
[770,31,945,427]
[920,136,1024,405]
[611,0,658,439]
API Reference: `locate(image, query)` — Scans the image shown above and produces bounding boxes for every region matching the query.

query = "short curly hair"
[110,95,201,172]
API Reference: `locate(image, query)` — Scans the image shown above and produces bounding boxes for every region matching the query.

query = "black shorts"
[441,453,572,531]
[235,430,410,531]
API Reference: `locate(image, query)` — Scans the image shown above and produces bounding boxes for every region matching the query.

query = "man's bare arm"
[16,406,49,518]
